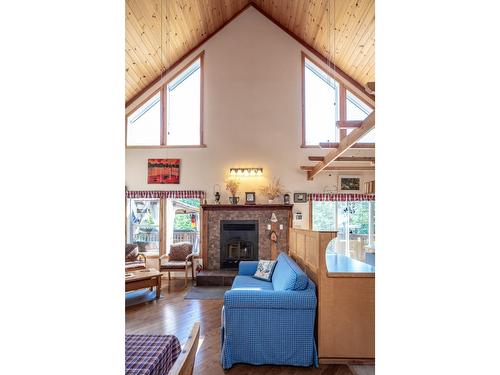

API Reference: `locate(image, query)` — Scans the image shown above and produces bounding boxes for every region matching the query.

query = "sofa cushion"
[125,244,139,261]
[272,252,309,291]
[169,242,192,261]
[253,260,276,281]
[231,275,274,291]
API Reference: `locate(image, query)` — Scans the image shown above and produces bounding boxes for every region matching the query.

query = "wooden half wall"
[289,228,375,364]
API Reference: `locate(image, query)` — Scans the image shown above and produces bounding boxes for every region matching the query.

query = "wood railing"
[173,231,198,245]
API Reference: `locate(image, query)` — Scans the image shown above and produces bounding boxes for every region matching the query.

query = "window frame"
[126,51,205,149]
[125,196,203,258]
[301,51,374,148]
[309,199,376,253]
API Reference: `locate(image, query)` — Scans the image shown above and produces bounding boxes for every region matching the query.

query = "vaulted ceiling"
[125,0,375,105]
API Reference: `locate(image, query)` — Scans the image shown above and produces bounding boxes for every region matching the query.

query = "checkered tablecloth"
[126,334,181,375]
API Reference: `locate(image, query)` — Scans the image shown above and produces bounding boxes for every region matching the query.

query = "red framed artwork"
[147,159,180,184]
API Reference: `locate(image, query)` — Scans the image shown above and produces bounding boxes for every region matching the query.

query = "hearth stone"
[196,270,237,286]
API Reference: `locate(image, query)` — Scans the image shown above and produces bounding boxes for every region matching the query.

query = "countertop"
[326,253,375,278]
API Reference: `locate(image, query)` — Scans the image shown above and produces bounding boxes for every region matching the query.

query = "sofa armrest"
[224,288,317,310]
[238,261,259,276]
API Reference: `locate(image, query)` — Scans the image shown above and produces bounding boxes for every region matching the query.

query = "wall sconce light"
[229,168,263,177]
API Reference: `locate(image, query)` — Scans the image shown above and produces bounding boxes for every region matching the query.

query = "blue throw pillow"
[253,260,277,282]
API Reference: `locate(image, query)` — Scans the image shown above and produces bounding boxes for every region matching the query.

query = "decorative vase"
[229,196,239,205]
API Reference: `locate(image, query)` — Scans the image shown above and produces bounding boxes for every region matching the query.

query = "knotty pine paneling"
[125,0,375,104]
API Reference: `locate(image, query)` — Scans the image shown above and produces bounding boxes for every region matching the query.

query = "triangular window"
[303,57,339,146]
[127,92,161,146]
[166,58,201,146]
[126,52,204,147]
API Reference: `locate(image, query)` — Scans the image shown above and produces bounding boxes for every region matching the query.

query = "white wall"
[125,7,375,229]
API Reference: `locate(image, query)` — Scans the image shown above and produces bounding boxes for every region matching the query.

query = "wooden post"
[201,207,208,268]
[159,198,165,256]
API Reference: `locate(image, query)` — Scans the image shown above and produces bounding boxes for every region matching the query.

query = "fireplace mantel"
[201,204,293,270]
[202,204,293,211]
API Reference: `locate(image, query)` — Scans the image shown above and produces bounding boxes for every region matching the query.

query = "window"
[302,52,375,147]
[168,198,200,255]
[127,199,160,252]
[312,200,375,262]
[346,90,375,143]
[126,92,161,146]
[126,197,201,256]
[303,56,339,146]
[166,58,201,146]
[126,52,204,147]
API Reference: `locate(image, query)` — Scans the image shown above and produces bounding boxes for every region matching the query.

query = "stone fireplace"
[201,204,293,270]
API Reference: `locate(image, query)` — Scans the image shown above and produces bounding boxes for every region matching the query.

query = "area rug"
[185,286,231,300]
[349,365,375,375]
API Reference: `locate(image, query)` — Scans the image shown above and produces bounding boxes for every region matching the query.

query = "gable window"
[126,51,204,147]
[166,58,201,146]
[303,56,339,146]
[126,92,161,146]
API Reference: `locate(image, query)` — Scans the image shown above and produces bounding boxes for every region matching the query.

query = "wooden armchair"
[125,244,147,272]
[168,322,200,375]
[159,242,195,289]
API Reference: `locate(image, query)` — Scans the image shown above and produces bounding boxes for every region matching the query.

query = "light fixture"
[229,168,263,177]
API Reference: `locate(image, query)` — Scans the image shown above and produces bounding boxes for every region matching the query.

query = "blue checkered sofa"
[220,252,318,369]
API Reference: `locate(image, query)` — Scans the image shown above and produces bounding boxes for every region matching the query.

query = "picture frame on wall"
[147,159,180,184]
[338,175,361,193]
[245,192,256,205]
[293,193,308,203]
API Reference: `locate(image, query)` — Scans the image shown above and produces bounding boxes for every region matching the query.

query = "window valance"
[309,193,375,201]
[125,190,205,199]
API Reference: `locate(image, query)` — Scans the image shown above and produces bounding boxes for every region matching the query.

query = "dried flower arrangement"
[225,178,240,197]
[259,178,284,201]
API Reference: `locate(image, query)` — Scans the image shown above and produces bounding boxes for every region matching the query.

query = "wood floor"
[126,279,355,375]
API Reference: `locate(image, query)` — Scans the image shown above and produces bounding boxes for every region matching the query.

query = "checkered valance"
[125,190,205,199]
[309,193,375,201]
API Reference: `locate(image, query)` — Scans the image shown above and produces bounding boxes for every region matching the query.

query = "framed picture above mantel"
[245,192,256,205]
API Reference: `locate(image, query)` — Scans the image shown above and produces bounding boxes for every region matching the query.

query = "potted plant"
[260,178,284,203]
[225,178,240,204]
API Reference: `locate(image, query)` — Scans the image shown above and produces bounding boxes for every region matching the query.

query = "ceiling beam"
[308,156,375,162]
[336,120,363,129]
[365,82,375,95]
[300,166,375,171]
[319,142,375,149]
[308,156,324,161]
[307,112,375,180]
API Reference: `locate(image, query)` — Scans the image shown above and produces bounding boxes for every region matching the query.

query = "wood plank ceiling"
[125,0,375,105]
